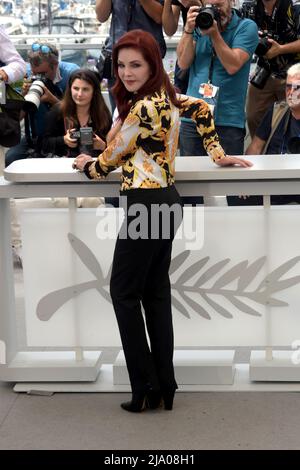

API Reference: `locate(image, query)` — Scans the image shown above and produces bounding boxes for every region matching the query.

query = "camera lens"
[255,38,272,57]
[24,79,45,110]
[250,64,271,89]
[196,10,214,29]
[195,6,218,30]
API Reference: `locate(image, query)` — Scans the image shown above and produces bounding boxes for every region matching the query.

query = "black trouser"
[110,186,183,394]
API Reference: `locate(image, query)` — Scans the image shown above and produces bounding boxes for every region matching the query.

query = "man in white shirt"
[0,25,26,83]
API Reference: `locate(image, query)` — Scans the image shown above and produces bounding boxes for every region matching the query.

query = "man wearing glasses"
[243,0,300,139]
[235,63,300,206]
[5,42,78,166]
[247,63,300,160]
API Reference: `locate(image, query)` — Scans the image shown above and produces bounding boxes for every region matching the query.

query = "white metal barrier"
[2,155,300,392]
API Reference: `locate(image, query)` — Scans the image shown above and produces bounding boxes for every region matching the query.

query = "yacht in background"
[0,16,27,35]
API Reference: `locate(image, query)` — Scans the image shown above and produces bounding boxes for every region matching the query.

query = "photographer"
[236,63,300,205]
[177,0,258,159]
[5,42,78,167]
[245,0,300,138]
[42,69,112,158]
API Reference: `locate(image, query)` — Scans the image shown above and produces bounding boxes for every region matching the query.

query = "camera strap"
[259,0,279,33]
[24,109,37,148]
[280,111,292,153]
[207,11,242,83]
[208,47,216,84]
[263,102,290,153]
[198,46,219,115]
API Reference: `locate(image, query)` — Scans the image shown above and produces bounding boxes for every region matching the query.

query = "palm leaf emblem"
[36,237,300,321]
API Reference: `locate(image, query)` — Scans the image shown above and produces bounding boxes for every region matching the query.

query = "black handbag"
[96,47,114,82]
[96,3,117,82]
[0,83,25,147]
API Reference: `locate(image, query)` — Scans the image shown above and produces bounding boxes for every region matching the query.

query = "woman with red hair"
[73,29,252,413]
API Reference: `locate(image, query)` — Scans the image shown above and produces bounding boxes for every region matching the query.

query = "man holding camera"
[244,0,300,138]
[5,42,78,166]
[177,0,258,158]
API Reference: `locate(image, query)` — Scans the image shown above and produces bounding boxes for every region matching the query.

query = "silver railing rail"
[9,34,181,50]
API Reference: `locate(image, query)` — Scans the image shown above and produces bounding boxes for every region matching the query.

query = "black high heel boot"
[162,390,176,410]
[121,393,147,413]
[146,389,162,410]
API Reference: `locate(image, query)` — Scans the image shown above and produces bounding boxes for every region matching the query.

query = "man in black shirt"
[244,0,300,138]
[248,63,300,156]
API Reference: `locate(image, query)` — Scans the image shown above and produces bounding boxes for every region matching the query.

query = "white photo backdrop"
[21,206,300,348]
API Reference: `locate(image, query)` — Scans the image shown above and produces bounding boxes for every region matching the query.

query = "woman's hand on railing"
[215,156,253,168]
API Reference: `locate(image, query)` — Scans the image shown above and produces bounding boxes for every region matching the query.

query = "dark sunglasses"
[286,83,300,91]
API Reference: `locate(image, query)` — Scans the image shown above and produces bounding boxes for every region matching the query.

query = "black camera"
[250,31,280,89]
[195,4,220,30]
[250,59,271,89]
[70,127,94,146]
[70,130,80,140]
[255,32,275,57]
[96,48,114,82]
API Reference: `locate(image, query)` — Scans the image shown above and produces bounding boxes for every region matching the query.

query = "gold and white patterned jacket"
[85,89,226,190]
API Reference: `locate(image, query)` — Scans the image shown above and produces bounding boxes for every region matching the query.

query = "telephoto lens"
[195,5,220,30]
[255,37,272,57]
[250,63,271,89]
[24,75,46,110]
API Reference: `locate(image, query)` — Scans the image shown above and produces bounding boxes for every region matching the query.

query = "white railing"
[10,34,181,50]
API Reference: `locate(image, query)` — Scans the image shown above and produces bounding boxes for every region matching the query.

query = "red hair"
[111,29,182,122]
